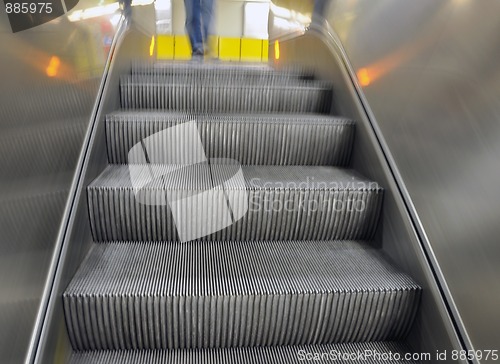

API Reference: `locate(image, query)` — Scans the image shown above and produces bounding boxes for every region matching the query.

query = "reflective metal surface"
[0,2,120,362]
[326,0,500,359]
[270,2,490,358]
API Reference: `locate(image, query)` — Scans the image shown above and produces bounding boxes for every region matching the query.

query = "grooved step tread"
[69,342,418,363]
[131,61,312,79]
[64,240,420,350]
[87,165,383,242]
[105,112,354,166]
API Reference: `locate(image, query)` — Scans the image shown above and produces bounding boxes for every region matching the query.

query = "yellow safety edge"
[156,35,268,62]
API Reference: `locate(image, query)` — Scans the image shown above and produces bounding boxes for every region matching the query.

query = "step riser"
[64,289,419,351]
[120,81,332,113]
[106,115,354,166]
[88,189,382,242]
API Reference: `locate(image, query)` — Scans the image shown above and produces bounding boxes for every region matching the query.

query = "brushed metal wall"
[33,21,155,363]
[0,2,119,362]
[326,0,500,358]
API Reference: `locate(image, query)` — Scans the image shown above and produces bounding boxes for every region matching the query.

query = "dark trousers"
[184,0,214,54]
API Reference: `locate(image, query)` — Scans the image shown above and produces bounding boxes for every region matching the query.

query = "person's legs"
[184,0,204,55]
[200,0,214,47]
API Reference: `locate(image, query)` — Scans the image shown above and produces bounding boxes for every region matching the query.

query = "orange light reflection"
[46,56,61,77]
[357,68,371,86]
[356,28,437,86]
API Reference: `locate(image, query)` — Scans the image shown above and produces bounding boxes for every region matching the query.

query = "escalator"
[60,61,423,363]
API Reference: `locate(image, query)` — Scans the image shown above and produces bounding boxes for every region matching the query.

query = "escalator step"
[123,75,311,85]
[119,76,332,113]
[64,240,420,351]
[105,112,354,166]
[131,61,313,80]
[69,342,418,363]
[87,165,383,242]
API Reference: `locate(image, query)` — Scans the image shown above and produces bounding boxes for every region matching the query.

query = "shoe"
[191,48,204,62]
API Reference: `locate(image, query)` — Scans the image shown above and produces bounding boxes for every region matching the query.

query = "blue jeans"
[184,0,214,54]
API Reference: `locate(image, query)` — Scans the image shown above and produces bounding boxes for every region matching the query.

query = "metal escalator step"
[131,61,313,79]
[69,342,418,363]
[119,76,332,113]
[123,75,309,85]
[87,165,383,242]
[106,112,355,166]
[132,61,274,72]
[63,240,420,351]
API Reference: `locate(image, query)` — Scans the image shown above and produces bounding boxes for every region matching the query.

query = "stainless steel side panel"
[327,0,500,360]
[0,2,119,362]
[33,19,155,364]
